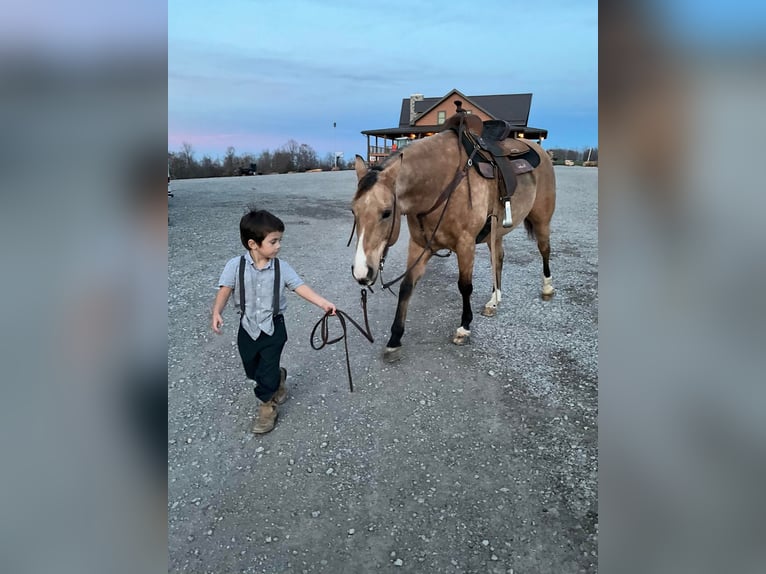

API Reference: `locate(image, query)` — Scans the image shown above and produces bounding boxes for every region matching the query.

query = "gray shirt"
[218,253,304,340]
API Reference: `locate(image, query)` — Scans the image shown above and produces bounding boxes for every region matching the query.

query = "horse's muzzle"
[351,264,375,286]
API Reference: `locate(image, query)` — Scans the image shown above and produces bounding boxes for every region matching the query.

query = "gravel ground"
[168,167,598,574]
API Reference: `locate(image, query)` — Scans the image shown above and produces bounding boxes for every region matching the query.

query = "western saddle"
[443,100,540,227]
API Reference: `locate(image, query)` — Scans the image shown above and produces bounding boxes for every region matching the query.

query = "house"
[361,88,548,164]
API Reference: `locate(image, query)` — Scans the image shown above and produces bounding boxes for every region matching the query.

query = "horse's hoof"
[383,347,402,363]
[452,334,470,345]
[481,306,497,317]
[452,327,471,345]
[541,290,555,301]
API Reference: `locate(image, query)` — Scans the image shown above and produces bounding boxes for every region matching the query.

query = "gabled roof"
[398,89,534,127]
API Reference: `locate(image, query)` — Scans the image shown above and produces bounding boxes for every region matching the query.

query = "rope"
[310,289,374,392]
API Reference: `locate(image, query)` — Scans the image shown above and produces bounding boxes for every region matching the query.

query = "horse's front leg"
[384,241,433,362]
[481,226,505,317]
[453,242,476,345]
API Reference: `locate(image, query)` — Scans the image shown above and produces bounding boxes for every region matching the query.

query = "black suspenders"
[238,256,281,322]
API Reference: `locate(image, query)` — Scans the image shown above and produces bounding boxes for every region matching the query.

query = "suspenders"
[238,256,281,322]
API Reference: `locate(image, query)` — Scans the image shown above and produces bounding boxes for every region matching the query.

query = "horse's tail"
[523,217,536,240]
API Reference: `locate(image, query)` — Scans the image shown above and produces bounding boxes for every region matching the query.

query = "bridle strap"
[345,218,356,247]
[310,289,374,392]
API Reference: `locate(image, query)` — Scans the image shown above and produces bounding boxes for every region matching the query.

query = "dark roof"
[471,94,532,125]
[397,90,534,127]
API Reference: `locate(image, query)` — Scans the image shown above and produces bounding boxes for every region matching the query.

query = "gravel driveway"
[168,167,598,573]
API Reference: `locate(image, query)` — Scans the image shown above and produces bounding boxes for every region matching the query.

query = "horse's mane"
[354,151,402,199]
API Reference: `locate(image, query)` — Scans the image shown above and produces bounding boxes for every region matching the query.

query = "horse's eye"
[381,209,392,219]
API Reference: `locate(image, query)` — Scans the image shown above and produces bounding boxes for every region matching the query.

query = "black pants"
[237,315,287,402]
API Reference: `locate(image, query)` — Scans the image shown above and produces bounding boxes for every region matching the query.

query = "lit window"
[437,111,446,124]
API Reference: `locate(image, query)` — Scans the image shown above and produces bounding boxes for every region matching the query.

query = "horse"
[350,120,556,362]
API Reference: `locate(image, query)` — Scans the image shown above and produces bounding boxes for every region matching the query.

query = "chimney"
[409,93,424,124]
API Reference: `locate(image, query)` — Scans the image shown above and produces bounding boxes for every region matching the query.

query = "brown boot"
[252,399,278,434]
[273,367,288,405]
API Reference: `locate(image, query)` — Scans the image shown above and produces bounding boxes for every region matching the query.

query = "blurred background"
[600,1,766,573]
[1,0,765,572]
[0,2,167,573]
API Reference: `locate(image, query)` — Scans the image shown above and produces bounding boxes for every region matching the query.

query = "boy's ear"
[247,238,259,249]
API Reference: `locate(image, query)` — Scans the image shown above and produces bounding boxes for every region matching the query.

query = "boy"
[212,208,336,434]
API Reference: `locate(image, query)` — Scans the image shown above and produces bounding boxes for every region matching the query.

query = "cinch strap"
[238,256,282,323]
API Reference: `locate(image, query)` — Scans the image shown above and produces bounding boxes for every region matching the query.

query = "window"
[437,111,446,124]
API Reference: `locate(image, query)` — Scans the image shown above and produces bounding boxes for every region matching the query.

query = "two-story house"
[361,88,548,164]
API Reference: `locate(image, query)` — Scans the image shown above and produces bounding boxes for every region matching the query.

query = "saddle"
[443,106,541,227]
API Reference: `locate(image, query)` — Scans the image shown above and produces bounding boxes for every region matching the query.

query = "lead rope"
[310,289,374,392]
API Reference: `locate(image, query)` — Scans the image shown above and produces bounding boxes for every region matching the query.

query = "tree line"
[547,147,599,165]
[169,141,599,180]
[168,140,352,180]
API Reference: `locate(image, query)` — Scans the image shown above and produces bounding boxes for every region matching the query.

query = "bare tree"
[181,142,195,167]
[296,143,319,171]
[223,146,237,176]
[256,150,273,174]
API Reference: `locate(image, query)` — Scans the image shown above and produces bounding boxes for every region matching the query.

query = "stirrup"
[502,200,513,228]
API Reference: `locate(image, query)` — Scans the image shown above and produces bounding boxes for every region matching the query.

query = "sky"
[169,0,598,161]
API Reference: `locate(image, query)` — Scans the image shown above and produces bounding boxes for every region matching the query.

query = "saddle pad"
[493,138,531,157]
[509,158,534,175]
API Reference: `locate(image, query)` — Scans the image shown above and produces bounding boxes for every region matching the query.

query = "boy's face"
[249,231,282,259]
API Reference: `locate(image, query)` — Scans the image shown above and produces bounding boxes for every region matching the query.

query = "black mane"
[354,152,400,199]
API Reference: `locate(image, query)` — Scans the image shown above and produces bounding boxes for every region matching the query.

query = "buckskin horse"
[350,106,556,362]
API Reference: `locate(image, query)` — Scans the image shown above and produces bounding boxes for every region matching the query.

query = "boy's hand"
[212,312,224,334]
[323,302,337,316]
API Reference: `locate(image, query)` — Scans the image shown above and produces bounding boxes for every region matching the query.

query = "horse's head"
[350,155,401,285]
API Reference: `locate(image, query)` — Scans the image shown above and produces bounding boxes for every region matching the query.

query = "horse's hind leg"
[526,217,555,300]
[384,242,433,362]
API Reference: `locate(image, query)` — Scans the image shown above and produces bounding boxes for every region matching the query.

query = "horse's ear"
[354,155,368,180]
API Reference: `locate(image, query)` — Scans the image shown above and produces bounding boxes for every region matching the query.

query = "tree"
[272,148,293,174]
[223,146,237,176]
[256,150,273,174]
[181,142,195,168]
[296,143,318,171]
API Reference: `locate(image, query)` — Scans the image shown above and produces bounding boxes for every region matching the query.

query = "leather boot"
[252,399,278,434]
[273,367,288,405]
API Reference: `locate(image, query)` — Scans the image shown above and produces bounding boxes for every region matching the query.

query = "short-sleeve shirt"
[217,253,304,340]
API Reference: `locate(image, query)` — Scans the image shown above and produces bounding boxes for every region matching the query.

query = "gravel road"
[168,167,598,573]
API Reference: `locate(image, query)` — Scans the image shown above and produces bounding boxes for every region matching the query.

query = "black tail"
[523,217,536,240]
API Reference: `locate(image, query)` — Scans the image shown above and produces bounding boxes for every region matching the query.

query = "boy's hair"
[240,207,284,248]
